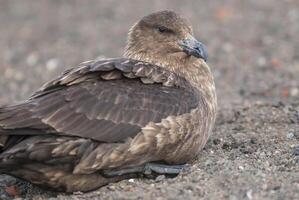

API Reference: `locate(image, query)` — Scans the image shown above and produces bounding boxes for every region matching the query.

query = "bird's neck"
[177,59,217,113]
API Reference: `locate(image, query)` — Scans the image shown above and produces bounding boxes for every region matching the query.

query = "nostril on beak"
[193,45,205,58]
[194,46,202,53]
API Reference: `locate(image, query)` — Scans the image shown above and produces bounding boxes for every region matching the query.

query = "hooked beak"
[178,36,208,61]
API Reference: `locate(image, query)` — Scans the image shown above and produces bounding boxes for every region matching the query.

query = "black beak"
[178,36,208,61]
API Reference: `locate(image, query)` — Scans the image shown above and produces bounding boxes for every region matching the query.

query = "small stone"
[246,189,253,200]
[287,132,295,139]
[155,175,166,182]
[107,185,116,190]
[293,146,299,156]
[274,150,280,155]
[257,56,266,67]
[270,58,281,68]
[73,191,83,195]
[250,137,258,144]
[213,138,221,145]
[14,71,24,81]
[290,87,299,97]
[222,142,231,150]
[26,53,39,66]
[46,58,60,71]
[123,186,133,192]
[128,179,135,183]
[240,146,255,154]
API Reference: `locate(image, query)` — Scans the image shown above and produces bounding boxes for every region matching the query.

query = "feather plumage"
[0,10,216,192]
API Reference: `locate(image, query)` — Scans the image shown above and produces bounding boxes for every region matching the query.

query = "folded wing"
[0,58,199,143]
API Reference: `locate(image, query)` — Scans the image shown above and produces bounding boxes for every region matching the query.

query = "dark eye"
[157,26,173,34]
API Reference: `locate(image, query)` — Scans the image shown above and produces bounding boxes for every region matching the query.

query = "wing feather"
[0,58,199,143]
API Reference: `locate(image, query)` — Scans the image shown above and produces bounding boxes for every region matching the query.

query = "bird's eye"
[158,27,167,33]
[157,26,173,34]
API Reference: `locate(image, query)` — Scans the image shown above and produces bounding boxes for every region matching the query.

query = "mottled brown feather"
[0,58,198,143]
[0,10,216,192]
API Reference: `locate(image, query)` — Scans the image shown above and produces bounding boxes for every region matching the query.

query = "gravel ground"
[0,0,298,199]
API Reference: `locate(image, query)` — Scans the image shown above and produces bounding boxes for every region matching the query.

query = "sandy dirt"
[0,0,298,199]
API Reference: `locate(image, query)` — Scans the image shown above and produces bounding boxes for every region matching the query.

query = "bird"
[0,10,217,192]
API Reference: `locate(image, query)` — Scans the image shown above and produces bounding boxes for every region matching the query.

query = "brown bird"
[0,10,216,192]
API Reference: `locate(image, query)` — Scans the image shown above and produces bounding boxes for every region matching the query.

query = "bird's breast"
[128,103,216,164]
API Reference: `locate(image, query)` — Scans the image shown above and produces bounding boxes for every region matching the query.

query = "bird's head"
[124,10,208,69]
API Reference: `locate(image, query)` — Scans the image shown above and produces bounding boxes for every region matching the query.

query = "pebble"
[107,185,116,191]
[260,152,266,158]
[155,175,166,182]
[246,189,253,200]
[73,191,83,195]
[213,138,221,145]
[46,58,60,71]
[128,179,135,183]
[14,71,24,81]
[290,87,298,97]
[26,53,39,66]
[257,56,267,67]
[293,146,299,156]
[287,132,295,139]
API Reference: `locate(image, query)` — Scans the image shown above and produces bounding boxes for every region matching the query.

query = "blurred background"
[0,0,298,199]
[0,0,298,107]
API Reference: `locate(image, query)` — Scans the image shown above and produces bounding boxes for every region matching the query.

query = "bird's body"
[0,11,216,192]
